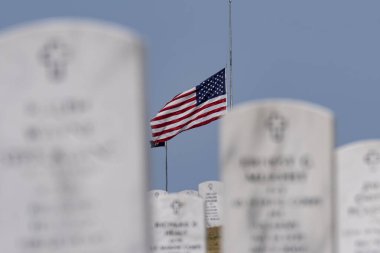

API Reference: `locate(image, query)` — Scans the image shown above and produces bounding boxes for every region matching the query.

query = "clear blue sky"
[1,0,380,192]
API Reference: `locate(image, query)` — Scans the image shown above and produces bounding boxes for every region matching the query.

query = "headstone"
[149,190,168,200]
[150,194,206,253]
[337,141,380,253]
[179,190,200,197]
[221,100,334,253]
[198,181,223,228]
[0,20,148,253]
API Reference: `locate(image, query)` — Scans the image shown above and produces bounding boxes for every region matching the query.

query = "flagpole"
[228,0,233,109]
[165,142,168,191]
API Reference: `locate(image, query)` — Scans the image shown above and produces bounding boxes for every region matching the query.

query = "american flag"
[151,69,227,145]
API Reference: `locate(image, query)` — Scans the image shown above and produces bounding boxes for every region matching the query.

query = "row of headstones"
[150,181,223,228]
[148,134,380,253]
[0,19,378,253]
[148,181,223,253]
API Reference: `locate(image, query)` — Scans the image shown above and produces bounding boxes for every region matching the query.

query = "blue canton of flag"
[196,69,226,105]
[150,68,227,145]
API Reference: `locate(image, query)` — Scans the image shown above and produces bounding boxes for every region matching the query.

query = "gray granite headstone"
[0,19,148,253]
[221,100,334,253]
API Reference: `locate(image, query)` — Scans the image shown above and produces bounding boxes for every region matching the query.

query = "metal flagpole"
[165,142,168,191]
[228,0,233,109]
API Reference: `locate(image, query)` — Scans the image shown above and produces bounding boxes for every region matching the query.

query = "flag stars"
[196,69,226,105]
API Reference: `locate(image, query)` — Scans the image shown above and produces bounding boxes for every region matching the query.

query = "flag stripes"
[151,96,226,127]
[152,100,226,137]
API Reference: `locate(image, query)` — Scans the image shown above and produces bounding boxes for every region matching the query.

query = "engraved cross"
[39,38,71,82]
[364,150,380,168]
[171,200,183,215]
[266,112,287,143]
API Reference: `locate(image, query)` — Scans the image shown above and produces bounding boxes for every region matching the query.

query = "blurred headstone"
[221,100,334,253]
[198,181,223,228]
[150,194,206,253]
[0,20,148,253]
[149,190,168,200]
[337,141,380,253]
[179,190,200,197]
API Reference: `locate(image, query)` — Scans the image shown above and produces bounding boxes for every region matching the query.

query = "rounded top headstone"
[221,99,334,253]
[150,193,206,253]
[337,140,380,253]
[0,18,147,253]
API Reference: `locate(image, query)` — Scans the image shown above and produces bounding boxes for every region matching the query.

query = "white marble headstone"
[150,194,206,253]
[149,190,168,200]
[221,100,334,253]
[179,190,200,197]
[198,181,223,228]
[0,20,148,253]
[337,141,380,253]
